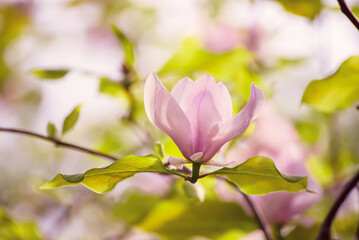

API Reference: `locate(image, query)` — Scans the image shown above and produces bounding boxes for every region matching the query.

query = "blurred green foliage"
[114,193,161,225]
[307,156,335,187]
[285,224,321,240]
[275,0,322,19]
[181,180,203,201]
[111,25,135,70]
[46,122,58,139]
[162,137,185,159]
[302,56,359,113]
[139,199,256,240]
[114,189,257,240]
[99,76,130,99]
[0,4,30,89]
[158,38,262,109]
[0,208,41,240]
[94,123,148,157]
[334,212,359,239]
[31,69,69,80]
[295,121,320,144]
[352,6,359,18]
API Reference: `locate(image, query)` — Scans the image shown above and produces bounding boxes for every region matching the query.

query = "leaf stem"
[272,225,284,240]
[189,162,201,183]
[317,171,359,240]
[337,0,359,31]
[0,127,118,162]
[224,178,273,240]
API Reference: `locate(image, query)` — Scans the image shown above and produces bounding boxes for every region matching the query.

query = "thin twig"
[337,0,359,31]
[224,178,273,240]
[317,171,359,240]
[0,127,118,161]
[181,170,272,239]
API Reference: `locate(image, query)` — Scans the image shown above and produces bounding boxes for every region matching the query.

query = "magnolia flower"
[144,73,264,164]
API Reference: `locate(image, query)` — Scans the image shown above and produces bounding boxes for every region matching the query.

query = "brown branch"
[317,171,359,240]
[337,0,359,31]
[0,127,118,161]
[224,178,273,240]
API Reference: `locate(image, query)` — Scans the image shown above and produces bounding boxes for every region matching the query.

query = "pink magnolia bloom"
[144,73,265,163]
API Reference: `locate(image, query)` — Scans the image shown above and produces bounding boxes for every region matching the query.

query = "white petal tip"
[204,159,236,167]
[168,156,190,166]
[190,152,203,162]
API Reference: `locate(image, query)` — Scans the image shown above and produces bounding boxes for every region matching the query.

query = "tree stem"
[190,162,201,183]
[337,0,359,31]
[225,178,273,240]
[317,171,359,239]
[0,127,118,162]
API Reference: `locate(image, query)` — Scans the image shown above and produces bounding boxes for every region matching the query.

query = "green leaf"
[138,199,257,240]
[99,76,128,98]
[275,0,322,19]
[302,56,359,113]
[40,155,181,193]
[207,156,308,195]
[46,122,58,139]
[62,104,83,135]
[111,24,135,69]
[31,69,69,79]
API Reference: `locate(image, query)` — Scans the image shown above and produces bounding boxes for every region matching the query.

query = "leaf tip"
[39,183,51,190]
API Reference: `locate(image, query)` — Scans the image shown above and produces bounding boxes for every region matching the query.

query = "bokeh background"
[0,0,359,239]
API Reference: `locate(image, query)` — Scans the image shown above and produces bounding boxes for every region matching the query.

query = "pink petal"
[172,75,232,121]
[144,73,194,159]
[201,83,265,162]
[171,77,194,106]
[172,74,233,153]
[215,82,233,120]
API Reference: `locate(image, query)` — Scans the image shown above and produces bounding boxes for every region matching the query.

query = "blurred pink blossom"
[130,173,173,195]
[203,22,264,54]
[203,23,241,52]
[224,103,320,225]
[144,73,264,164]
